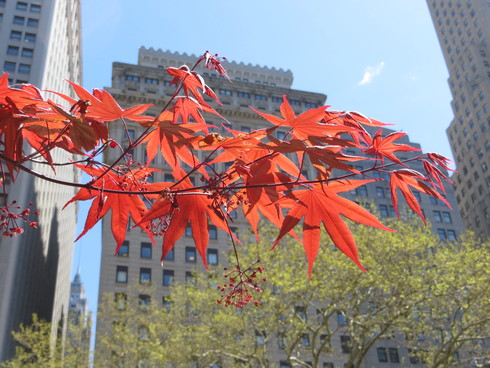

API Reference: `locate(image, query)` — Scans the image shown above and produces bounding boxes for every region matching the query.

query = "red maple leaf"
[65,165,162,253]
[251,96,335,144]
[52,81,153,123]
[389,169,451,223]
[137,169,229,268]
[273,180,393,276]
[167,66,221,105]
[364,130,420,165]
[143,110,207,171]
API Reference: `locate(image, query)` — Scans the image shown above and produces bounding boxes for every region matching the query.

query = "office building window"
[125,75,140,82]
[433,210,442,222]
[145,77,158,84]
[26,17,38,27]
[24,33,36,42]
[340,336,352,353]
[116,266,128,283]
[207,248,218,265]
[376,187,385,198]
[185,224,192,237]
[140,268,151,284]
[377,347,388,362]
[18,63,30,73]
[139,294,151,307]
[140,242,152,259]
[3,61,15,73]
[13,16,25,24]
[30,4,41,12]
[7,46,19,56]
[379,205,388,217]
[21,48,33,57]
[337,311,348,325]
[301,333,310,347]
[442,212,452,223]
[209,225,217,240]
[447,229,457,241]
[115,292,127,310]
[16,2,28,10]
[117,241,129,256]
[163,270,174,286]
[185,271,195,284]
[163,248,174,261]
[437,229,447,241]
[186,246,197,262]
[389,347,400,363]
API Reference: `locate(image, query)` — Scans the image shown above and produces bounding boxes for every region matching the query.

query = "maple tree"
[0,52,455,305]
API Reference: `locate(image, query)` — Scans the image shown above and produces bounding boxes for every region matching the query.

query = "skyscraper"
[94,47,464,366]
[427,0,490,238]
[0,0,82,361]
[67,270,91,367]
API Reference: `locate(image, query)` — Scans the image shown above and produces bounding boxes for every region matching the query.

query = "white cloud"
[358,62,385,85]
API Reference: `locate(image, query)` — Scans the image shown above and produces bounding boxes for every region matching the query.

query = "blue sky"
[72,0,453,340]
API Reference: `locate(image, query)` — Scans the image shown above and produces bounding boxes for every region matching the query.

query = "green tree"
[7,220,489,368]
[1,314,90,368]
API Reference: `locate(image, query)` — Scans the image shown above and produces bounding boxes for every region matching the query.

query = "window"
[301,333,310,347]
[380,205,388,217]
[408,349,421,364]
[207,248,218,265]
[340,336,352,354]
[433,210,442,222]
[447,229,457,241]
[144,77,158,84]
[26,18,38,27]
[389,348,400,363]
[437,228,447,241]
[24,33,36,42]
[13,16,25,24]
[138,294,151,307]
[140,242,152,259]
[292,305,306,321]
[163,270,174,286]
[3,62,16,73]
[117,241,129,256]
[16,2,28,10]
[185,271,195,284]
[185,224,192,237]
[430,196,438,205]
[164,248,174,261]
[116,266,128,283]
[138,325,149,340]
[162,296,172,311]
[254,94,267,101]
[337,311,348,325]
[377,347,388,362]
[7,46,19,56]
[237,91,250,98]
[219,89,232,96]
[376,187,385,198]
[10,30,22,40]
[126,75,140,82]
[255,331,266,346]
[442,212,452,223]
[115,292,127,310]
[209,225,217,240]
[21,48,33,58]
[357,185,368,196]
[279,362,291,368]
[18,64,30,73]
[140,268,151,284]
[30,4,41,12]
[186,246,197,262]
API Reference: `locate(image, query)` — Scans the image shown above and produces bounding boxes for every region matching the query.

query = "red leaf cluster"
[0,52,455,281]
